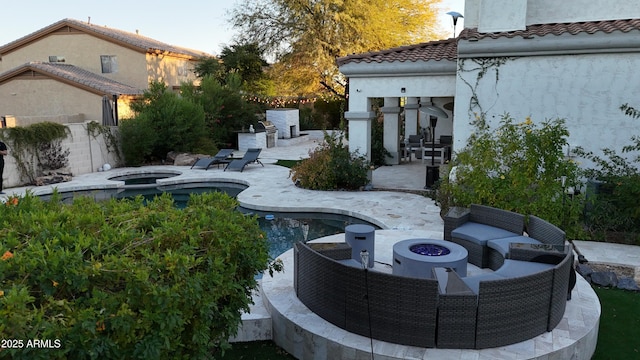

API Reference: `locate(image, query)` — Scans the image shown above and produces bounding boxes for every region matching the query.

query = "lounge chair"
[224,148,264,172]
[191,149,234,170]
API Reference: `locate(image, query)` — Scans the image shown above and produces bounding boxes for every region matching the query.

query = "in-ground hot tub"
[392,239,468,279]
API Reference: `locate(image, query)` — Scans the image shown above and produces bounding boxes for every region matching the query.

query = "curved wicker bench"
[294,236,574,349]
[294,242,439,348]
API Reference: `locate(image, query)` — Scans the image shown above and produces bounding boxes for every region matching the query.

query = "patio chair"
[224,148,264,172]
[408,134,424,159]
[191,149,234,170]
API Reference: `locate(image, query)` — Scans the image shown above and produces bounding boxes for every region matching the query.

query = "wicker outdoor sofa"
[444,204,567,270]
[293,205,575,349]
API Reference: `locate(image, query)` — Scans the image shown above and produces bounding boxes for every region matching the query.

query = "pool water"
[238,208,379,258]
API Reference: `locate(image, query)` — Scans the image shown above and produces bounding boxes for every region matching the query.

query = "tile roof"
[0,62,143,96]
[460,18,640,41]
[0,18,209,58]
[336,38,457,67]
[337,18,640,67]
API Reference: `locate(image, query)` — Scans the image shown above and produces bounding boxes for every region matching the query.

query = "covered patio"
[337,38,459,168]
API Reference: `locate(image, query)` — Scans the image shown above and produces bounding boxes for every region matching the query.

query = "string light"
[243,93,343,108]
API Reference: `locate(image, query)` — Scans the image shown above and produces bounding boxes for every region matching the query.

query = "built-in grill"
[256,120,277,148]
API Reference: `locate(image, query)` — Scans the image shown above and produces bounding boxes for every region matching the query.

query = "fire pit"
[410,243,451,256]
[392,239,468,279]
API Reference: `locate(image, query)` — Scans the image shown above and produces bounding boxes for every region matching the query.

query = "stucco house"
[0,18,210,126]
[338,0,640,168]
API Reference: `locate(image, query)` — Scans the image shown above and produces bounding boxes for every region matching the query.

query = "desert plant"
[0,191,270,359]
[438,114,584,237]
[289,131,369,190]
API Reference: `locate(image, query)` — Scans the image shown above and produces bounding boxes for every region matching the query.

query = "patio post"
[381,97,402,165]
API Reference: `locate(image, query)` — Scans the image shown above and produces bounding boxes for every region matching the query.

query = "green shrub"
[298,106,315,131]
[574,136,640,241]
[119,115,158,166]
[438,115,584,237]
[290,131,370,190]
[182,74,259,148]
[0,192,270,359]
[121,81,207,165]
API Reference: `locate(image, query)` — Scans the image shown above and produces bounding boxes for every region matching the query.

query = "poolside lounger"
[191,149,234,170]
[224,148,264,172]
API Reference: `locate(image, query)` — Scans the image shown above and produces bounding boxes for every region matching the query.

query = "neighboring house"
[0,62,142,127]
[338,0,640,167]
[0,18,210,126]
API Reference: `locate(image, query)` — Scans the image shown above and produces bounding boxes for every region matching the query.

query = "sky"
[0,0,465,56]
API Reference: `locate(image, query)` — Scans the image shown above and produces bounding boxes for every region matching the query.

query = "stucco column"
[344,111,375,162]
[381,97,401,165]
[404,97,420,139]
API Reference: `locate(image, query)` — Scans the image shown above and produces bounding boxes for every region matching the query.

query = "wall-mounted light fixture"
[401,87,406,93]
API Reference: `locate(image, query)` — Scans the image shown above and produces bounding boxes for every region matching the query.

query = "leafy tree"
[193,56,226,83]
[195,43,273,96]
[121,81,207,165]
[220,43,268,86]
[182,74,260,147]
[230,0,444,96]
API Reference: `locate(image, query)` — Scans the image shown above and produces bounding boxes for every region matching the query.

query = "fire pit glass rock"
[410,243,451,256]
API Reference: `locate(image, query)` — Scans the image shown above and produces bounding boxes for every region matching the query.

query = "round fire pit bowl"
[392,239,468,279]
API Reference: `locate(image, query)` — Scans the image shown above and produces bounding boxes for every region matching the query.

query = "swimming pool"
[238,208,379,258]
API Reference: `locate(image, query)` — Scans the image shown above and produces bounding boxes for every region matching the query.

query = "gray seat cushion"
[494,259,554,278]
[487,236,543,257]
[451,222,520,246]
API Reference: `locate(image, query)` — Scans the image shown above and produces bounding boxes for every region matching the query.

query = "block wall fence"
[2,121,120,189]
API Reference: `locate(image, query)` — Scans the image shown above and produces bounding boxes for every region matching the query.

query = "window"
[100,55,118,73]
[48,56,65,63]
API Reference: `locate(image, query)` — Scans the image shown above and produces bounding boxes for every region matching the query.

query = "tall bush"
[121,81,207,165]
[182,74,259,148]
[0,192,270,359]
[290,131,369,190]
[574,134,640,241]
[438,115,584,236]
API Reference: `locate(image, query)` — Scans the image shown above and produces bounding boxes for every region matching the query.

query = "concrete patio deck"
[2,130,636,359]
